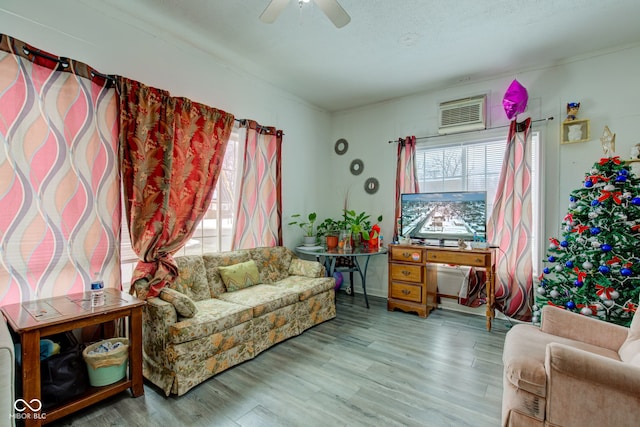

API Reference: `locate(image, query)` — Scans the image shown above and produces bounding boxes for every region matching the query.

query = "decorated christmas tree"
[534,156,640,326]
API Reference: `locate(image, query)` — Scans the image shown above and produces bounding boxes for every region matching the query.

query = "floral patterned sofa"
[135,246,336,396]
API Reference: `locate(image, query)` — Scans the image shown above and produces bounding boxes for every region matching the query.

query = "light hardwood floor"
[49,293,512,427]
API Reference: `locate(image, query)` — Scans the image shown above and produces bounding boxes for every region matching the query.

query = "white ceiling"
[10,0,640,112]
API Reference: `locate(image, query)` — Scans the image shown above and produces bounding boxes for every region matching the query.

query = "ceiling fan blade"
[314,0,351,28]
[259,0,290,24]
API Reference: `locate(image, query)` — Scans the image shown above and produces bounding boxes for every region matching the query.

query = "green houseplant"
[316,217,343,250]
[288,212,317,246]
[343,210,383,247]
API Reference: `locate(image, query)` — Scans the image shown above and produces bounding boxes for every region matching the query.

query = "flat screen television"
[400,191,487,246]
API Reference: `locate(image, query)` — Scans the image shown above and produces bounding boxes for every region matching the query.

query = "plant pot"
[326,235,339,250]
[303,235,317,246]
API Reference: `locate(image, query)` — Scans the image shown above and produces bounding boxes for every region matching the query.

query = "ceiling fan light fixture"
[260,0,350,28]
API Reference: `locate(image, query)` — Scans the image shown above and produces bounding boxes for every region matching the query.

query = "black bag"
[39,332,89,410]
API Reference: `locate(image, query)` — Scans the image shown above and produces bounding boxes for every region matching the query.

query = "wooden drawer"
[389,263,423,283]
[390,246,424,263]
[390,282,423,303]
[425,250,489,267]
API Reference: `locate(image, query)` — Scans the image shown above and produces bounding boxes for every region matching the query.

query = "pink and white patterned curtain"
[232,120,283,249]
[0,35,120,305]
[487,118,533,321]
[394,135,420,241]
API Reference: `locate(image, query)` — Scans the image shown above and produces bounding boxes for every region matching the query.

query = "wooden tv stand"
[387,244,497,331]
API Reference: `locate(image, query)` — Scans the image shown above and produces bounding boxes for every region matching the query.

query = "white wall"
[330,43,640,298]
[3,2,640,301]
[0,0,332,249]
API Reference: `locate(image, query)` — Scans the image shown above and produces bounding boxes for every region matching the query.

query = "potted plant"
[288,212,317,246]
[317,217,343,250]
[343,210,382,247]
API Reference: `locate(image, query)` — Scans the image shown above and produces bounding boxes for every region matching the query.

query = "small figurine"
[600,125,616,156]
[457,239,468,250]
[565,102,580,121]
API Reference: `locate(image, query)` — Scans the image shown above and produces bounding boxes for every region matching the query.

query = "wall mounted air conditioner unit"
[438,95,487,135]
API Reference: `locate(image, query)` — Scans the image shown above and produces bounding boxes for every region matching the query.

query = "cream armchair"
[502,304,640,427]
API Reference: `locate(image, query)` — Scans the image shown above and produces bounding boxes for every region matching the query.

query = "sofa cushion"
[619,309,640,365]
[171,255,211,301]
[218,260,261,292]
[249,246,293,284]
[270,276,335,301]
[160,288,198,318]
[217,284,299,317]
[288,258,324,277]
[168,299,253,345]
[203,251,252,297]
[503,323,621,397]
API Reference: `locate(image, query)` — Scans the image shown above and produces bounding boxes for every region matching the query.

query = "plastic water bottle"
[91,272,105,307]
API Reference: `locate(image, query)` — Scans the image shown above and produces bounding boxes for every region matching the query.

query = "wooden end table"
[1,289,145,426]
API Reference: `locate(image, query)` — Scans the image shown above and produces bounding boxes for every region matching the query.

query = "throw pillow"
[288,258,323,277]
[159,288,198,318]
[218,260,261,292]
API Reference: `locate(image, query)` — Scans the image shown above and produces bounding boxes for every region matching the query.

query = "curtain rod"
[22,46,117,84]
[388,116,554,144]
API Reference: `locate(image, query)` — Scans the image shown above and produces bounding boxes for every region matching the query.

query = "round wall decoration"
[334,138,349,155]
[350,159,364,175]
[364,177,379,194]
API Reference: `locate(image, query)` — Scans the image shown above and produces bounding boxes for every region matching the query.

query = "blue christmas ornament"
[601,244,612,252]
[574,280,583,287]
[565,261,574,268]
[584,180,593,188]
[560,240,569,247]
[569,196,577,202]
[590,227,601,235]
[566,301,576,310]
[543,267,550,274]
[615,175,627,183]
[632,197,640,206]
[591,200,600,207]
[619,169,629,176]
[621,268,633,276]
[548,256,556,262]
[599,265,610,274]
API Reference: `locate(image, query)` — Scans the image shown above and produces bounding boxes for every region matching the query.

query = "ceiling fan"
[260,0,351,28]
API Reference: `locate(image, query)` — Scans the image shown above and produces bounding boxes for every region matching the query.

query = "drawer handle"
[401,270,411,276]
[475,258,483,263]
[402,289,411,295]
[402,252,411,258]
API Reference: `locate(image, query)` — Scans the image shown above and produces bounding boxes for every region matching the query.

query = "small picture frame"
[561,119,590,144]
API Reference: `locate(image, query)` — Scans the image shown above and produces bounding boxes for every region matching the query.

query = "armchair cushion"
[218,260,261,292]
[159,288,198,318]
[619,308,640,364]
[540,305,628,351]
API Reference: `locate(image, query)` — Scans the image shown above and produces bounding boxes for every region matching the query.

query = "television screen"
[400,191,487,245]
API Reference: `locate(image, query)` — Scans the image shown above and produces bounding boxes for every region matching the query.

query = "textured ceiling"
[9,0,640,112]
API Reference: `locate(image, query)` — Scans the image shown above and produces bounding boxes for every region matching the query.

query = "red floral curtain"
[232,120,283,249]
[394,135,420,241]
[118,78,234,299]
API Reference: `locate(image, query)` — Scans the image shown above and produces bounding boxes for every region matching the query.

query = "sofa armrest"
[545,342,640,424]
[142,297,177,364]
[540,305,628,351]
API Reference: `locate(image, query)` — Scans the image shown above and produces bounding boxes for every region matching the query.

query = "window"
[415,129,541,274]
[120,129,242,290]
